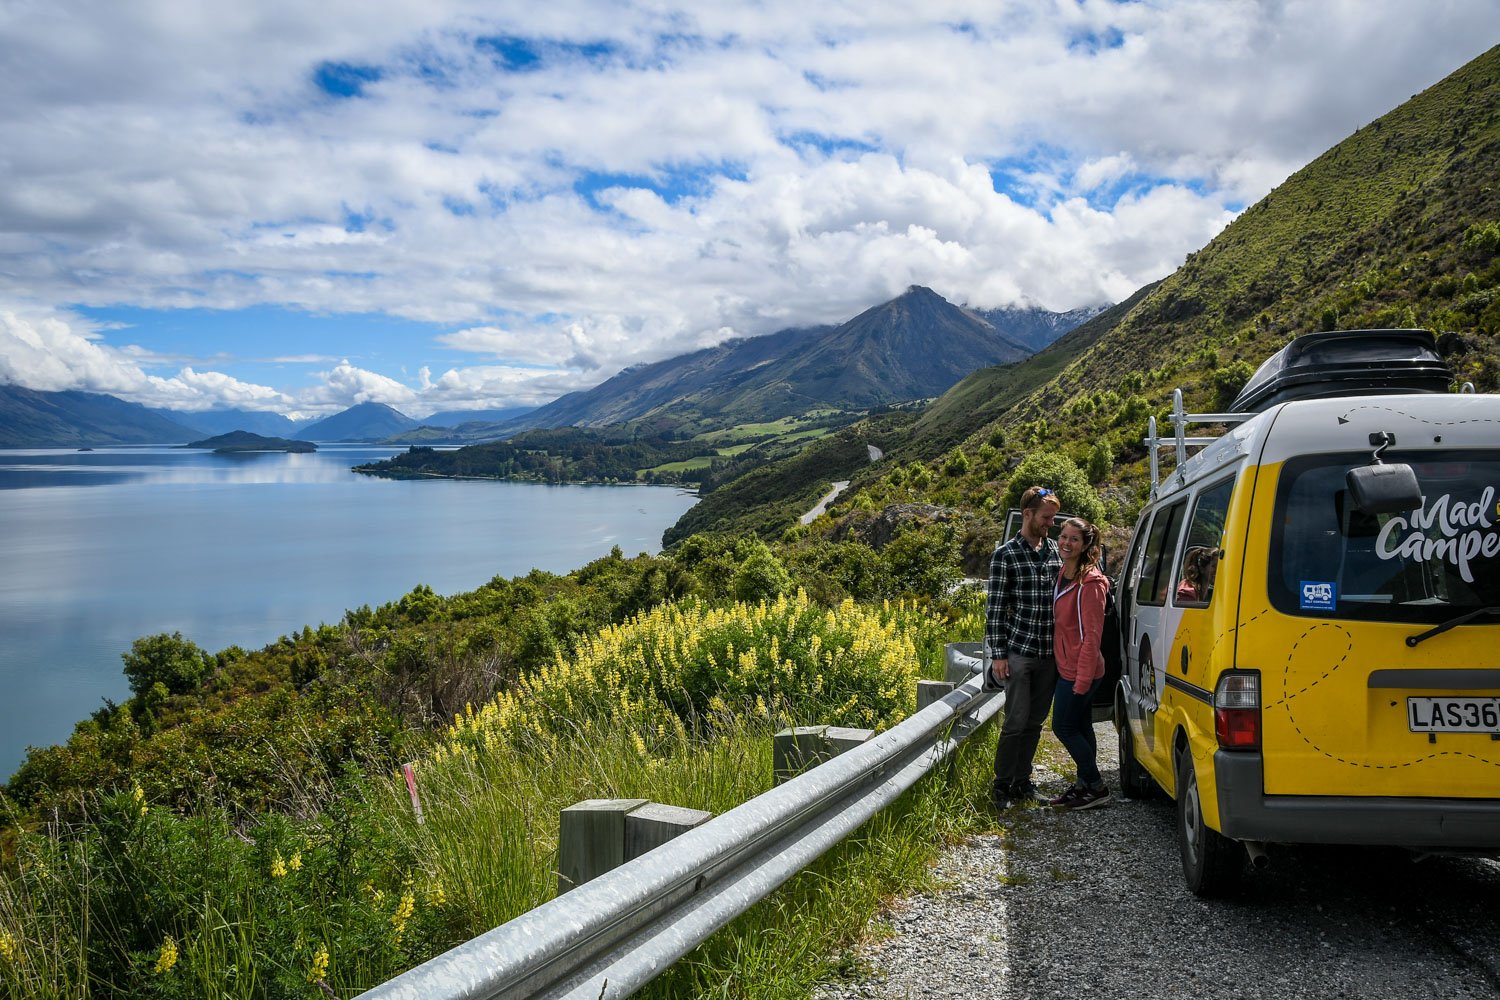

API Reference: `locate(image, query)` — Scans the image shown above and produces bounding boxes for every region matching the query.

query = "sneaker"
[990,783,1012,812]
[1010,782,1041,803]
[1064,786,1111,810]
[992,782,1036,810]
[1048,785,1085,808]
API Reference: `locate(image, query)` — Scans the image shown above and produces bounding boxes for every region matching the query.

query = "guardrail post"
[558,798,651,894]
[773,725,831,784]
[943,641,986,684]
[626,803,713,860]
[825,726,874,754]
[917,679,956,710]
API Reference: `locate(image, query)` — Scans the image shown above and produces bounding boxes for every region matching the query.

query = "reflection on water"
[0,445,408,488]
[0,446,697,777]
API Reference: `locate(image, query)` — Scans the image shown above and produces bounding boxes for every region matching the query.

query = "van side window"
[1134,499,1188,607]
[1173,477,1236,607]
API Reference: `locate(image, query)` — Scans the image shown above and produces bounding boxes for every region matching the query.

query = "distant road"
[868,445,883,461]
[800,481,850,524]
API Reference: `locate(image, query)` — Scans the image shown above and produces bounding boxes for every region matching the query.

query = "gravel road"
[817,724,1500,1000]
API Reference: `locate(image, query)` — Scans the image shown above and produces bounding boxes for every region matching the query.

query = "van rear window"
[1269,451,1500,622]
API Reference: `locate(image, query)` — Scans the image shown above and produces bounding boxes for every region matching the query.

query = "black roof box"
[1229,329,1451,413]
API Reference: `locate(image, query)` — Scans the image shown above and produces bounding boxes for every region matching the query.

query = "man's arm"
[985,544,1011,679]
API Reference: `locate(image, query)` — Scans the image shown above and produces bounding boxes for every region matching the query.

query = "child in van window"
[1049,517,1111,810]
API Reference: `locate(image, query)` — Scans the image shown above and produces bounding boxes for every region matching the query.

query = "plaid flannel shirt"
[985,533,1062,660]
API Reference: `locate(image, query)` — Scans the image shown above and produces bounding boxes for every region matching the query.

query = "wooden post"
[944,641,987,684]
[557,798,650,894]
[773,725,830,783]
[625,802,713,860]
[824,726,874,755]
[917,679,956,711]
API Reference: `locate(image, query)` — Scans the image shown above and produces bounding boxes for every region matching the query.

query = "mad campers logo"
[1375,485,1500,584]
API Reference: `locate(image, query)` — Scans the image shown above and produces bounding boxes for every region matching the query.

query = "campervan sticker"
[1373,486,1499,584]
[1301,581,1336,611]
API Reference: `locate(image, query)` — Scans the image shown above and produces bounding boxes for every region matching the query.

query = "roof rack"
[1143,389,1255,500]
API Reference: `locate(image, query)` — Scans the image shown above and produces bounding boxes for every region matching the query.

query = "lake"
[0,446,698,779]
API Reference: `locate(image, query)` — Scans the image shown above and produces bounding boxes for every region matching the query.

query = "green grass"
[644,455,717,474]
[1,591,991,999]
[692,417,811,444]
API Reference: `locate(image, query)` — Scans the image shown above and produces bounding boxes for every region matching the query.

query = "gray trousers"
[993,653,1058,790]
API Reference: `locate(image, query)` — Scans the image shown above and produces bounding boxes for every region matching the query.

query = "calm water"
[0,446,698,778]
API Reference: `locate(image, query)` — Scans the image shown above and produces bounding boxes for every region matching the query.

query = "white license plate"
[1407,697,1500,733]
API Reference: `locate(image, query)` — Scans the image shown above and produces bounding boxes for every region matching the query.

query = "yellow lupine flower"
[0,928,18,963]
[287,851,303,872]
[307,943,329,983]
[270,852,287,879]
[391,891,416,939]
[153,935,178,975]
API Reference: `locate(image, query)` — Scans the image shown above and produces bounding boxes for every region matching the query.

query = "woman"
[1175,546,1213,603]
[1048,516,1111,810]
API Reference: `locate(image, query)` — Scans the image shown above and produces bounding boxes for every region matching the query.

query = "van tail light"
[1214,672,1261,750]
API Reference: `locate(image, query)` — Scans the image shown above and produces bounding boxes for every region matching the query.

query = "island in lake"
[185,431,318,454]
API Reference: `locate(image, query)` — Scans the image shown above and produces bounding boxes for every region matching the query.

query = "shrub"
[121,633,213,700]
[732,539,794,603]
[998,453,1106,525]
[1211,360,1256,411]
[440,592,924,758]
[1085,440,1113,483]
[1462,221,1500,256]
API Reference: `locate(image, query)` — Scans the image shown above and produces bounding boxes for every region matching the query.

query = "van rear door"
[1252,449,1500,798]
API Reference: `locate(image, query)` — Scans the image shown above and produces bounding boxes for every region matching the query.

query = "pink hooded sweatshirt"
[1053,565,1109,695]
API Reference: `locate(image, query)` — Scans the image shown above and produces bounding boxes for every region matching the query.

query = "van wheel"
[1175,747,1243,898]
[1118,717,1156,799]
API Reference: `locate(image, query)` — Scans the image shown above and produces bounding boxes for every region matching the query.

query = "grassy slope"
[663,414,915,545]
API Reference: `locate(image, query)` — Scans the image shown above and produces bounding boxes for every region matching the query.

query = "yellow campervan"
[1115,330,1500,897]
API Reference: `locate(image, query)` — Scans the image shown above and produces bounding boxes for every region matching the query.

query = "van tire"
[1118,717,1156,799]
[1175,747,1243,897]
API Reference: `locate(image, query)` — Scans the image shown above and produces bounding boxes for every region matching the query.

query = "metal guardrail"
[359,667,1003,1000]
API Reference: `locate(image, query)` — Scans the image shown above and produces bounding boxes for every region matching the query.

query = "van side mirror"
[1345,462,1422,515]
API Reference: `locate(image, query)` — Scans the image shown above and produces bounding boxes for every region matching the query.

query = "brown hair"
[1020,485,1060,512]
[1182,546,1215,586]
[1060,516,1103,576]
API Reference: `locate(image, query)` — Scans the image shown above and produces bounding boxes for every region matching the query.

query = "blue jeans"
[1052,677,1103,789]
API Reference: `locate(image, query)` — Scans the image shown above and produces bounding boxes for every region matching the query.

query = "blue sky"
[2,2,1497,419]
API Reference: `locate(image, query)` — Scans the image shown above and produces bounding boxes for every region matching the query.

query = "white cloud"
[0,305,303,411]
[1,0,1497,414]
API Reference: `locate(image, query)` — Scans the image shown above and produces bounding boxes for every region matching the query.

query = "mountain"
[160,408,301,438]
[495,288,1089,437]
[0,384,202,447]
[504,325,830,432]
[420,407,536,428]
[675,44,1500,543]
[972,304,1111,352]
[299,402,419,442]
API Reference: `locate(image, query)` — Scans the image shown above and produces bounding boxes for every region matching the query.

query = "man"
[986,485,1062,809]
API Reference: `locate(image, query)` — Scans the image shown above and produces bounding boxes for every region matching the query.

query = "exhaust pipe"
[1244,840,1271,870]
